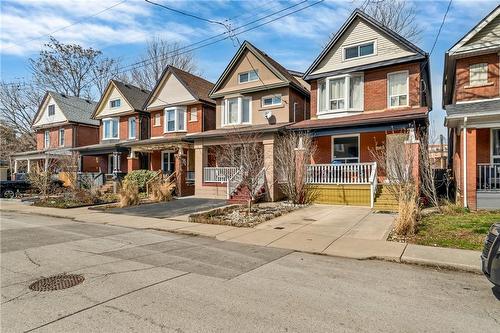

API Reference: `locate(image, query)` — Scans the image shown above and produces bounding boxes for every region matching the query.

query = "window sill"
[259,105,282,111]
[464,82,494,89]
[388,105,410,110]
[164,130,187,134]
[189,120,198,123]
[153,124,161,127]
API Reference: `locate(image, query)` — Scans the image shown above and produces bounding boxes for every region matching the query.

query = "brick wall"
[310,81,318,118]
[36,125,76,150]
[288,88,309,122]
[187,103,203,133]
[75,125,99,147]
[455,53,500,102]
[150,110,163,137]
[203,104,216,131]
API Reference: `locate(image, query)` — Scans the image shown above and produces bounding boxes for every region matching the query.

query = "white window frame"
[58,128,65,147]
[261,94,282,108]
[331,134,360,164]
[161,150,176,174]
[102,117,119,140]
[387,70,409,109]
[469,63,488,86]
[491,128,500,164]
[164,107,187,133]
[44,130,50,148]
[222,96,252,126]
[342,40,377,61]
[48,104,55,117]
[238,69,259,84]
[110,99,121,108]
[189,107,198,122]
[317,74,364,115]
[128,116,136,139]
[153,112,161,127]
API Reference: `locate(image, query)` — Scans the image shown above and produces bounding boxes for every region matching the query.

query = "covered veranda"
[11,148,72,180]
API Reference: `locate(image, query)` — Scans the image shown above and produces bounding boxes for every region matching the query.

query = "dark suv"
[481,223,500,287]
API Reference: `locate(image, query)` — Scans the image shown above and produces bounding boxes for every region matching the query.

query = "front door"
[108,154,114,174]
[161,151,175,175]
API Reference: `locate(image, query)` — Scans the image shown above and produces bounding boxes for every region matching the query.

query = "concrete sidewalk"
[0,199,482,273]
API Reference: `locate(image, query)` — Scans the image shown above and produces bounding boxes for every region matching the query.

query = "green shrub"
[123,170,157,192]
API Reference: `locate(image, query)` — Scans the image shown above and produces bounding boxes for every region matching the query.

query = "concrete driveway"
[101,197,227,220]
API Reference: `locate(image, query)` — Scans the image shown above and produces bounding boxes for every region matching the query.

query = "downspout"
[463,117,468,208]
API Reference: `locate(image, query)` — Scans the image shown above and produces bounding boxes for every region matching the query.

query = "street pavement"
[1,211,499,332]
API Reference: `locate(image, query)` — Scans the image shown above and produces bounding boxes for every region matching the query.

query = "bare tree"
[217,131,266,211]
[360,0,422,43]
[418,130,441,211]
[29,37,119,99]
[26,158,59,199]
[275,131,316,205]
[129,38,198,90]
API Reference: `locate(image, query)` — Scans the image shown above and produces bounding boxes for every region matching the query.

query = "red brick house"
[291,9,432,208]
[443,5,500,210]
[12,91,99,177]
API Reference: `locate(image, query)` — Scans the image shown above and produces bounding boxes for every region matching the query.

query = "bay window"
[164,107,186,132]
[388,71,409,108]
[128,117,136,139]
[103,118,119,140]
[222,97,251,125]
[318,74,363,114]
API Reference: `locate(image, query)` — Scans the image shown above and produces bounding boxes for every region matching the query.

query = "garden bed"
[34,193,118,209]
[189,202,302,227]
[389,207,500,251]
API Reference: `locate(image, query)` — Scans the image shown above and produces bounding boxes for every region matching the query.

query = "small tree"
[26,159,59,199]
[418,131,441,211]
[217,131,266,211]
[275,131,316,205]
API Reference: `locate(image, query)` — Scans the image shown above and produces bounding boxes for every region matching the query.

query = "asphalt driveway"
[100,197,227,219]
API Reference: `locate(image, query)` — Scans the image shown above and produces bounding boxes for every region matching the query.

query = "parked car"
[0,178,64,198]
[481,223,500,287]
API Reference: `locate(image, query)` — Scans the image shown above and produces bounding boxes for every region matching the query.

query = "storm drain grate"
[29,274,84,292]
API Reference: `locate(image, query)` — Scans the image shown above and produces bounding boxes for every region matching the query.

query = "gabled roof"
[448,4,500,55]
[33,91,99,128]
[209,41,310,97]
[144,65,215,110]
[92,80,150,118]
[303,8,427,79]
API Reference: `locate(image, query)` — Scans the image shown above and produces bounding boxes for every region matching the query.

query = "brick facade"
[454,53,500,103]
[36,124,99,150]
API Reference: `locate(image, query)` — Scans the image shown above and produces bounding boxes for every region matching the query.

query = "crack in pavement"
[23,250,40,267]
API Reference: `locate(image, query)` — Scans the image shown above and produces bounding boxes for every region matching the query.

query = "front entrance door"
[108,154,114,174]
[161,151,175,175]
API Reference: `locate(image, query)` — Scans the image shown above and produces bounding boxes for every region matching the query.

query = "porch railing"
[203,167,238,183]
[478,164,500,191]
[227,167,243,199]
[306,162,378,208]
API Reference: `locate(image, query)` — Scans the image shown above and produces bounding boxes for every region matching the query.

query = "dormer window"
[110,99,121,108]
[48,105,55,116]
[343,41,375,60]
[238,70,259,84]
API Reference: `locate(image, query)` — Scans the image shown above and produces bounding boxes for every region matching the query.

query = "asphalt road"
[1,211,499,332]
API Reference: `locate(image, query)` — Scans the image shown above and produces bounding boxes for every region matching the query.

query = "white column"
[14,160,18,174]
[44,157,49,172]
[27,159,31,173]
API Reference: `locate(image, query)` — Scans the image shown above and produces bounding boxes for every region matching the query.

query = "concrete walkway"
[0,199,482,273]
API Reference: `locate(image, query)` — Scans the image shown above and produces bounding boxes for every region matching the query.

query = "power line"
[429,0,452,56]
[3,0,127,51]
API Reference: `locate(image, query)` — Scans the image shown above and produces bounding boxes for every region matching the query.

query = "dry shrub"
[119,180,140,207]
[394,186,419,235]
[149,180,175,202]
[441,200,468,215]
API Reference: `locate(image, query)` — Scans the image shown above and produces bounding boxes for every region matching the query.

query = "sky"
[1,0,499,142]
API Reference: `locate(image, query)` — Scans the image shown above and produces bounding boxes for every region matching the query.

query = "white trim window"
[102,118,119,140]
[238,70,259,84]
[469,63,488,86]
[161,150,175,175]
[261,95,282,107]
[318,74,363,114]
[190,107,198,122]
[48,104,55,116]
[343,41,376,61]
[128,116,136,139]
[222,97,251,126]
[110,99,121,108]
[387,71,409,108]
[331,135,360,163]
[154,113,161,127]
[492,128,500,164]
[44,130,50,148]
[59,128,65,147]
[164,107,186,132]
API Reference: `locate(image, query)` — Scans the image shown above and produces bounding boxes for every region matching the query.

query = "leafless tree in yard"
[417,130,441,211]
[26,158,59,199]
[29,37,120,99]
[129,38,198,90]
[217,131,266,211]
[274,131,316,205]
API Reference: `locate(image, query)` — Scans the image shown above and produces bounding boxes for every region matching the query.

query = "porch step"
[227,185,265,204]
[373,185,398,211]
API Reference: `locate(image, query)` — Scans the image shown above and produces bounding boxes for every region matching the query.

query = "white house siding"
[148,73,196,109]
[96,85,134,118]
[458,14,500,53]
[33,95,67,127]
[311,18,416,76]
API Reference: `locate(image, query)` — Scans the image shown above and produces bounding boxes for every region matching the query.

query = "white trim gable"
[147,72,196,110]
[94,83,134,119]
[33,95,67,127]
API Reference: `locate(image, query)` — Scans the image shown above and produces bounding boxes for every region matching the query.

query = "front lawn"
[407,209,500,251]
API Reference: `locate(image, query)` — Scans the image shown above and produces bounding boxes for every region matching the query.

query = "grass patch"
[406,209,500,251]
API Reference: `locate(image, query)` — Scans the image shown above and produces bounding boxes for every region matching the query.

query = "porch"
[11,148,73,181]
[477,163,500,209]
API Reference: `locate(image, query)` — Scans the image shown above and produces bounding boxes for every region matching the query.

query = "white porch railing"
[478,164,500,191]
[227,167,243,199]
[203,167,238,183]
[306,162,378,208]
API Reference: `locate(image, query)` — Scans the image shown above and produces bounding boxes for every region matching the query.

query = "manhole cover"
[29,274,84,292]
